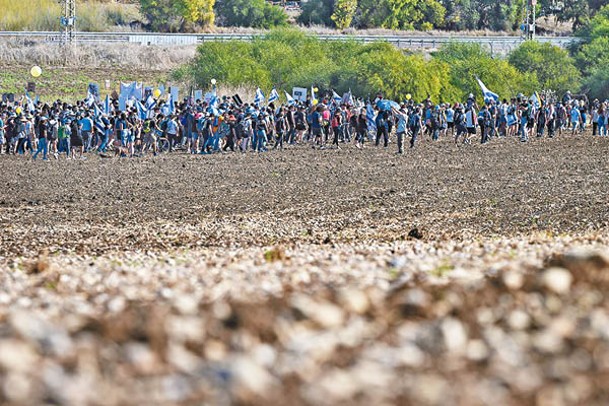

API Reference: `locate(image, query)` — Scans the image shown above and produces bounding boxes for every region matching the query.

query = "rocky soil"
[0,135,608,405]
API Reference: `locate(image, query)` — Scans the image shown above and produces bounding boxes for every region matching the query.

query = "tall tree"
[139,0,215,32]
[332,0,358,29]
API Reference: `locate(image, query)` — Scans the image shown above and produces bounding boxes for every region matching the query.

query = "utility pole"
[525,0,536,40]
[59,0,76,44]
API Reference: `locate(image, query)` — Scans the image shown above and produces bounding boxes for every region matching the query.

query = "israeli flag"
[254,87,265,106]
[476,77,499,102]
[285,91,296,106]
[210,85,219,108]
[94,103,103,118]
[94,118,105,134]
[136,100,148,120]
[531,92,541,108]
[145,95,156,111]
[268,88,280,103]
[366,103,377,131]
[104,95,111,115]
[332,90,342,104]
[85,90,96,108]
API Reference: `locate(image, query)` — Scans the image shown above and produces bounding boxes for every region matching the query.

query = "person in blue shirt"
[570,103,581,135]
[392,106,408,154]
[79,112,93,152]
[165,115,179,152]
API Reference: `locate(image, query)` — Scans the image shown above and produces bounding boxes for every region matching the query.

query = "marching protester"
[0,84,600,162]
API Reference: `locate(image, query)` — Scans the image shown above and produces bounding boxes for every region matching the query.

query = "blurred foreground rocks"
[0,243,609,405]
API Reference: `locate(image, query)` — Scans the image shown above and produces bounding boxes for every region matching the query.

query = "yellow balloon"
[406,93,412,100]
[15,107,22,114]
[30,66,42,78]
[153,89,161,98]
[313,87,319,92]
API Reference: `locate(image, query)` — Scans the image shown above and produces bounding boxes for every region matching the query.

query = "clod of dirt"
[26,250,51,274]
[408,228,424,240]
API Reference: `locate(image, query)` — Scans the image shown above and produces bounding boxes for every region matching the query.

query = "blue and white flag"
[94,103,103,118]
[332,90,342,104]
[342,90,354,106]
[268,88,280,103]
[145,94,156,111]
[366,103,377,131]
[475,77,499,102]
[210,84,219,108]
[104,95,111,115]
[254,87,265,106]
[285,91,296,106]
[118,94,127,112]
[136,100,148,120]
[85,89,96,108]
[120,82,142,101]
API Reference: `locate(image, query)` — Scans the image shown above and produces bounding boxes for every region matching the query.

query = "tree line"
[138,0,609,32]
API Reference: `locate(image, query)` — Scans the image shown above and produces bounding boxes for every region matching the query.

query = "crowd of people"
[0,90,602,161]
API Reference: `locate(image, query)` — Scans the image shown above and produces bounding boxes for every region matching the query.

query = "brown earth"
[1,134,609,405]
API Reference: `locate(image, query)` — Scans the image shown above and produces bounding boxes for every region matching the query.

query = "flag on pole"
[254,87,265,106]
[24,93,35,113]
[285,91,296,106]
[104,95,111,115]
[342,90,354,106]
[94,103,103,118]
[366,103,377,132]
[332,90,342,104]
[136,100,148,120]
[475,76,499,102]
[268,88,280,103]
[145,94,156,111]
[531,91,542,108]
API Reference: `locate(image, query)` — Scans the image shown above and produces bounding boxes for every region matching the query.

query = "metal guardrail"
[0,31,577,50]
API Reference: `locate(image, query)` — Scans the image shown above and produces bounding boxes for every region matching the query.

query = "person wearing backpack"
[410,107,423,149]
[375,109,389,148]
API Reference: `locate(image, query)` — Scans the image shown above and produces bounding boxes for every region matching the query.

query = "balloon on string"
[313,87,319,92]
[405,93,412,100]
[15,107,22,115]
[153,89,161,98]
[30,66,42,78]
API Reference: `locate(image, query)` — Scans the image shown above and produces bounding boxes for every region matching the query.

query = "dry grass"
[0,0,141,32]
[0,39,195,69]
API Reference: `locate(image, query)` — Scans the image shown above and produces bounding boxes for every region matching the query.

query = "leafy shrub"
[509,41,580,95]
[178,29,540,104]
[215,0,288,29]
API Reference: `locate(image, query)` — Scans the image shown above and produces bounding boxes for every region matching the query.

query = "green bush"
[177,29,544,104]
[509,41,581,95]
[435,42,538,103]
[215,0,288,29]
